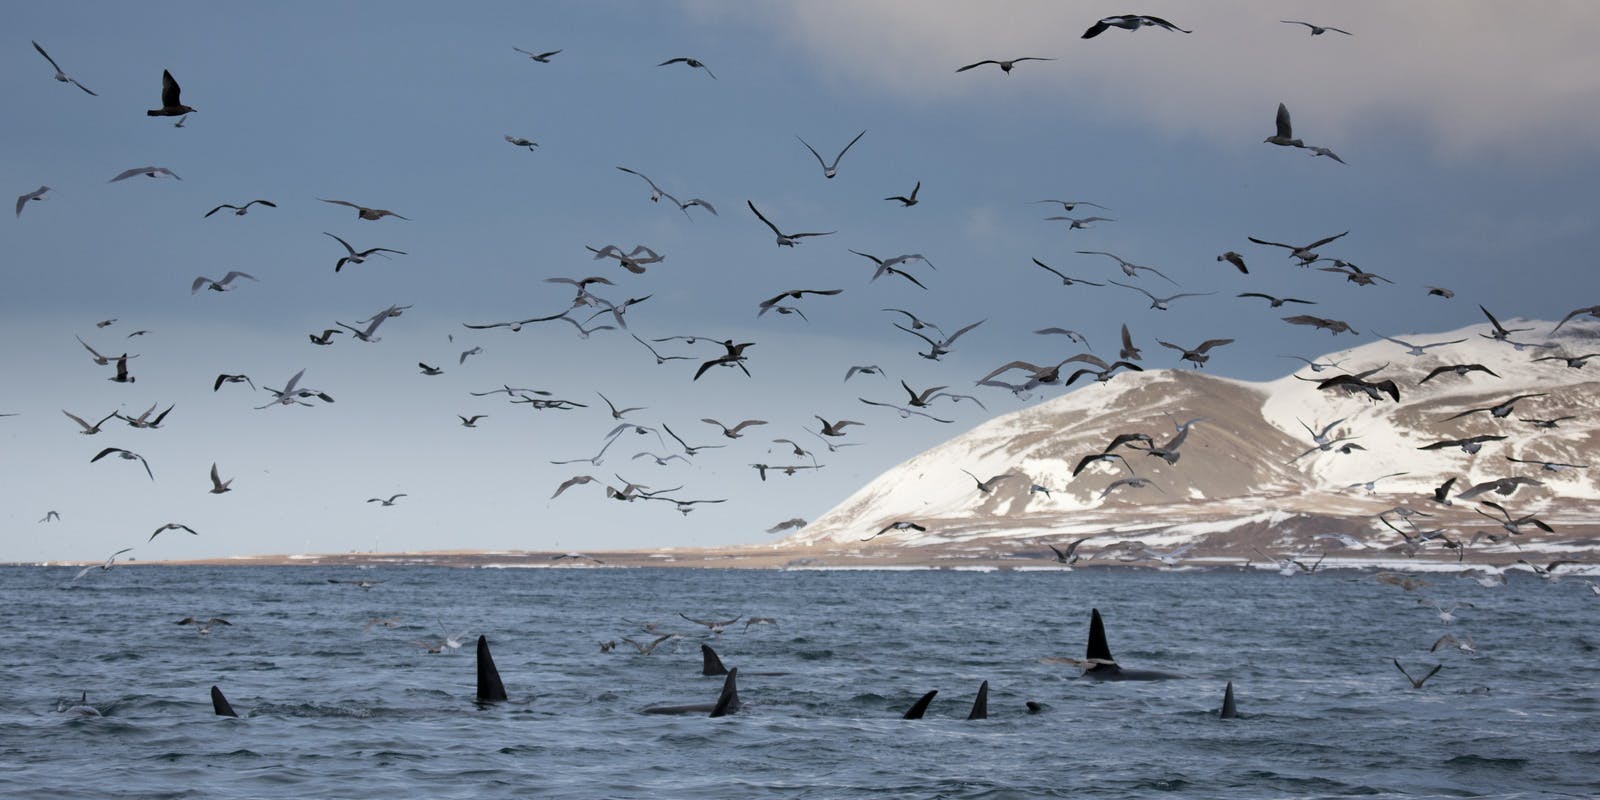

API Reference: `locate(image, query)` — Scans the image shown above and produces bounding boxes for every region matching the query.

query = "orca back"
[1220,681,1238,719]
[966,680,989,720]
[903,690,937,719]
[211,685,239,717]
[476,635,508,703]
[709,668,740,717]
[701,644,729,676]
[1086,608,1114,663]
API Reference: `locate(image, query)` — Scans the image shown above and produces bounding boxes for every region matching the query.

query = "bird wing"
[160,69,182,107]
[1274,103,1293,139]
[746,201,783,236]
[834,129,867,164]
[955,60,998,72]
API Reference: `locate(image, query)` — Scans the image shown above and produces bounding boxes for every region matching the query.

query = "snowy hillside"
[783,319,1600,565]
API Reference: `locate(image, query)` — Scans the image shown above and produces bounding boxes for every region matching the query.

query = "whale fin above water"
[709,668,739,717]
[966,681,989,720]
[210,685,239,717]
[64,690,101,717]
[903,690,938,719]
[701,644,729,676]
[1219,681,1237,719]
[476,635,508,703]
[1081,608,1184,681]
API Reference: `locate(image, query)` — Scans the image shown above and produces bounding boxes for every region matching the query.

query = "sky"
[4,1,1600,563]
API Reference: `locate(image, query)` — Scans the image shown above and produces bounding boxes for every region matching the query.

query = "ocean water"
[1,565,1595,799]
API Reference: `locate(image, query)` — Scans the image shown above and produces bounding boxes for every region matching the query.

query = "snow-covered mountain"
[783,319,1600,565]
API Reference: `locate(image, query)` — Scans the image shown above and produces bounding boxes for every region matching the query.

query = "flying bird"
[1418,363,1499,384]
[32,41,96,95]
[1247,231,1348,264]
[1076,251,1179,285]
[146,69,195,116]
[658,57,716,79]
[1238,292,1314,307]
[204,200,276,218]
[91,447,153,480]
[797,130,866,179]
[884,181,921,206]
[63,408,118,435]
[1282,20,1352,35]
[862,520,927,541]
[1031,258,1105,287]
[955,57,1055,74]
[1082,14,1192,38]
[149,522,198,542]
[1217,251,1248,274]
[1264,103,1303,148]
[1375,333,1468,356]
[209,463,233,494]
[504,135,539,151]
[367,494,407,507]
[1158,338,1233,368]
[16,186,51,217]
[1109,280,1215,311]
[1393,660,1443,689]
[191,271,258,294]
[324,232,406,272]
[748,201,834,247]
[1282,315,1356,335]
[74,548,133,581]
[110,166,181,182]
[1045,215,1116,230]
[318,198,409,221]
[513,46,561,62]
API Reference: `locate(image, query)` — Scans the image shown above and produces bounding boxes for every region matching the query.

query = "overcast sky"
[5,1,1599,563]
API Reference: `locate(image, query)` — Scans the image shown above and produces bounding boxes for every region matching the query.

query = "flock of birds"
[10,13,1599,585]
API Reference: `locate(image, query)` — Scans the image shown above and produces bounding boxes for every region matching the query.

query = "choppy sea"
[2,565,1596,799]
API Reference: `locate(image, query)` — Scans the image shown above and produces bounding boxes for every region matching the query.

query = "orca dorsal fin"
[701,643,729,676]
[210,685,238,717]
[1219,681,1237,719]
[966,680,989,720]
[476,635,508,703]
[903,689,937,719]
[709,667,740,717]
[1086,608,1115,664]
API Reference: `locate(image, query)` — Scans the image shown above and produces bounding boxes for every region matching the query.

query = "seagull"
[1552,304,1600,332]
[702,418,768,439]
[679,612,741,634]
[1477,500,1553,535]
[1264,102,1303,148]
[39,511,61,523]
[1109,280,1215,311]
[844,365,885,382]
[337,306,403,343]
[204,200,276,218]
[1282,315,1357,335]
[758,288,843,318]
[1072,451,1132,477]
[859,397,953,423]
[1076,251,1179,285]
[1346,471,1407,492]
[146,69,195,116]
[318,198,409,221]
[1282,20,1352,35]
[662,424,727,457]
[309,329,343,346]
[109,166,181,182]
[31,41,96,95]
[896,319,985,361]
[74,548,134,581]
[149,522,198,542]
[108,355,136,384]
[692,340,755,381]
[457,414,489,428]
[1082,14,1192,38]
[63,409,118,435]
[1215,251,1249,274]
[367,494,407,507]
[766,518,808,534]
[1505,455,1589,472]
[1533,352,1600,369]
[862,521,927,541]
[658,57,716,79]
[960,468,1021,494]
[1305,145,1346,164]
[418,362,444,376]
[1280,354,1345,372]
[1426,286,1455,299]
[257,368,334,408]
[797,130,866,179]
[1418,363,1500,384]
[851,252,928,289]
[208,463,233,494]
[748,201,834,247]
[884,181,921,206]
[1100,476,1163,499]
[1442,393,1546,421]
[513,47,561,62]
[504,135,539,151]
[325,232,406,272]
[632,334,694,365]
[1430,634,1475,655]
[1048,537,1094,564]
[1319,261,1393,286]
[16,186,51,217]
[550,475,599,499]
[1393,660,1443,689]
[1516,559,1578,581]
[956,57,1055,74]
[1045,215,1116,230]
[91,447,153,480]
[191,271,258,294]
[814,416,862,437]
[75,337,134,369]
[1247,231,1348,264]
[327,578,386,591]
[1418,435,1506,455]
[1030,258,1105,287]
[1477,304,1532,342]
[1456,476,1543,499]
[116,403,173,430]
[1158,338,1234,367]
[1237,292,1314,308]
[176,617,232,635]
